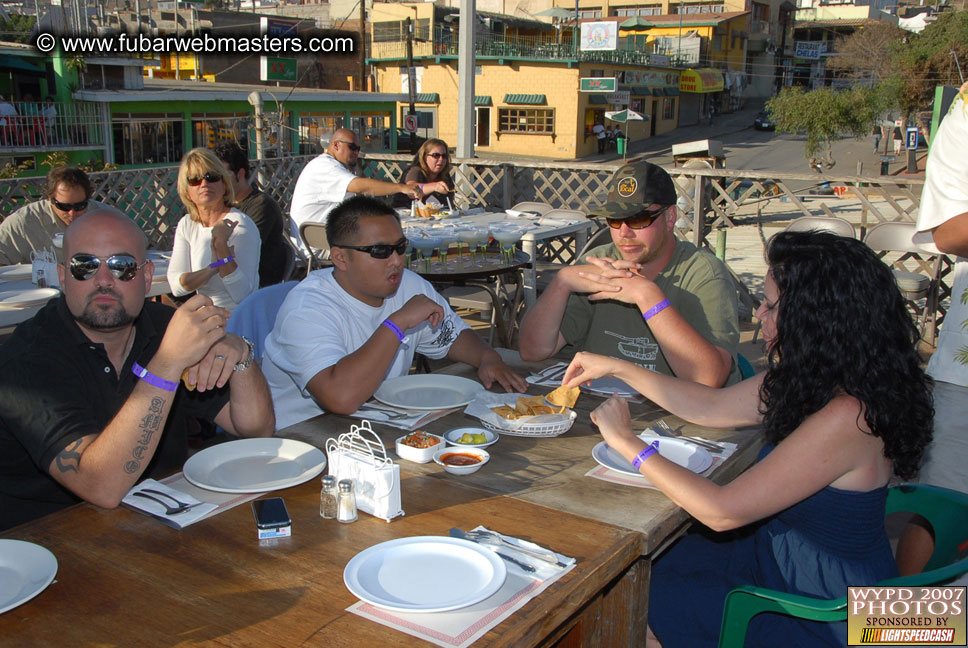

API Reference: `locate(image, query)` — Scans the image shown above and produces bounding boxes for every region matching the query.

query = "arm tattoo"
[54,438,84,473]
[124,396,167,475]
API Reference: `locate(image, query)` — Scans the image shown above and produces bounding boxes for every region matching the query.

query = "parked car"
[753,111,775,131]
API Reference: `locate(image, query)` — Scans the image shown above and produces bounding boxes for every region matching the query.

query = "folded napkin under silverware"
[122,479,218,529]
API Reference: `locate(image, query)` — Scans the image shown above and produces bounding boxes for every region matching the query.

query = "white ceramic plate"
[0,287,60,309]
[375,375,484,411]
[344,536,506,613]
[592,436,712,477]
[444,427,499,449]
[581,376,637,398]
[0,540,57,615]
[0,264,34,282]
[183,438,326,493]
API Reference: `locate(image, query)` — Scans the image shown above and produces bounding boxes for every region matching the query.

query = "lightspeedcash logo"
[848,587,966,646]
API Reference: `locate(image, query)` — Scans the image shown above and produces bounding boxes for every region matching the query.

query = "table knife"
[449,528,536,573]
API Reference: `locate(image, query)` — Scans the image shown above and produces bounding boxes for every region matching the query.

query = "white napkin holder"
[30,249,60,288]
[325,420,404,522]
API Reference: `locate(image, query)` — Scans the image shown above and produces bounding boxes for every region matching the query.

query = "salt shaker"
[336,479,358,523]
[319,475,338,519]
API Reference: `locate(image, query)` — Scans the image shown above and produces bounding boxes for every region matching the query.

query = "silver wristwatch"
[233,336,255,372]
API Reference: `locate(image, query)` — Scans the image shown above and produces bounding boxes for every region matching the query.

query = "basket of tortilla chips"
[464,384,581,437]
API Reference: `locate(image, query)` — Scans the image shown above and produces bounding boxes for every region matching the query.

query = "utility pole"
[406,16,417,155]
[359,0,367,91]
[455,0,475,158]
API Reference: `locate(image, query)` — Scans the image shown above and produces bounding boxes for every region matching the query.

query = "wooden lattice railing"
[2,157,941,329]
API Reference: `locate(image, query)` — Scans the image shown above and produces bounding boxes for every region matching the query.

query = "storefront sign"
[580,77,617,92]
[607,91,630,105]
[679,68,725,93]
[794,41,823,60]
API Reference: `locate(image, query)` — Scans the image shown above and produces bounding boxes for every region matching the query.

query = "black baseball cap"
[592,161,678,220]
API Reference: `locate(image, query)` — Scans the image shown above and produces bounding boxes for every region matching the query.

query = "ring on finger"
[215,354,226,360]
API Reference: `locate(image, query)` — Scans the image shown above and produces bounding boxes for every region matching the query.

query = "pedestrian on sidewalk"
[594,122,606,154]
[872,126,882,153]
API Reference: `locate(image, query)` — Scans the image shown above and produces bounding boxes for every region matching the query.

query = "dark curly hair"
[759,230,933,480]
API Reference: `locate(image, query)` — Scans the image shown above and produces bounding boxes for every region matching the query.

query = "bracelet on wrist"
[642,299,670,322]
[381,319,410,347]
[131,362,178,392]
[209,255,234,269]
[631,440,660,470]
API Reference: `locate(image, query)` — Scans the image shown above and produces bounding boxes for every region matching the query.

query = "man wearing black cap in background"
[519,161,740,387]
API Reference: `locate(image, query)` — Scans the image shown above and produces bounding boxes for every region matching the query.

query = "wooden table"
[0,475,643,647]
[279,351,765,641]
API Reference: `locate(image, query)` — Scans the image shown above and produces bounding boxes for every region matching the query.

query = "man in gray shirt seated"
[519,161,741,387]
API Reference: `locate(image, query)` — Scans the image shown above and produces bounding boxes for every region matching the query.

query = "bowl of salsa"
[433,447,490,475]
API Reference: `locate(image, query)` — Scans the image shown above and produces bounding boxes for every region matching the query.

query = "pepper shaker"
[319,475,338,519]
[336,479,358,523]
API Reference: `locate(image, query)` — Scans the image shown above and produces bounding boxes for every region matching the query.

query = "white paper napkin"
[348,405,461,431]
[537,216,581,227]
[525,362,568,387]
[348,530,576,648]
[121,478,218,529]
[505,209,539,219]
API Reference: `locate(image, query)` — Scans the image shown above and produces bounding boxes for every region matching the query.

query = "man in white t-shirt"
[288,128,421,256]
[262,196,528,429]
[899,84,968,575]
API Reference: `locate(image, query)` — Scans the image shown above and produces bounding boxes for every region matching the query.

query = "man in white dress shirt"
[288,128,421,256]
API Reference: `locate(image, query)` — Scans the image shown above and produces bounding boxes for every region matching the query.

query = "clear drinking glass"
[411,236,439,273]
[493,227,524,264]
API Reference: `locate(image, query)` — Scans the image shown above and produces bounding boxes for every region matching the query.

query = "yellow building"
[368,2,746,158]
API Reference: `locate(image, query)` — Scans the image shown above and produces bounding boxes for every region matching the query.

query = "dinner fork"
[357,405,413,420]
[653,420,724,453]
[132,491,201,515]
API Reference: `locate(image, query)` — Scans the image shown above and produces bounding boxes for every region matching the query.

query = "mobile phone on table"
[251,497,291,529]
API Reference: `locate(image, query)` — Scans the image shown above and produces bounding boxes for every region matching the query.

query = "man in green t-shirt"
[519,161,740,386]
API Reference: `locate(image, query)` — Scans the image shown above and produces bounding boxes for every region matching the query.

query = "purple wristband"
[642,299,670,321]
[209,255,234,269]
[131,362,178,392]
[381,319,406,343]
[631,441,659,470]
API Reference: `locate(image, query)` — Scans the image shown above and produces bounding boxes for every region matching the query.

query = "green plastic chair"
[717,484,968,648]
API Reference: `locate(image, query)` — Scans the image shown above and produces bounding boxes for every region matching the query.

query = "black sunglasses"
[605,205,669,230]
[336,140,361,152]
[426,152,448,159]
[51,198,89,213]
[67,253,147,281]
[187,172,223,186]
[335,238,408,259]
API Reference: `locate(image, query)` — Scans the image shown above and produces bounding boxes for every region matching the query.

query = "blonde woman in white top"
[167,148,261,311]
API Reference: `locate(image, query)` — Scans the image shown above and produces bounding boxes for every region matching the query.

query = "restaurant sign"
[794,41,823,60]
[580,77,617,92]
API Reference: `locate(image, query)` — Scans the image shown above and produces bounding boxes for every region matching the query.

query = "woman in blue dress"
[563,230,933,647]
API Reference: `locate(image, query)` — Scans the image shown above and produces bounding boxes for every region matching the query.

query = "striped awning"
[475,95,492,106]
[589,95,609,105]
[415,93,440,103]
[503,94,547,105]
[629,86,652,96]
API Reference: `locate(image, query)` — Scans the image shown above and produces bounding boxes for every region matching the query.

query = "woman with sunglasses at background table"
[167,148,261,311]
[393,138,454,209]
[563,230,933,648]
